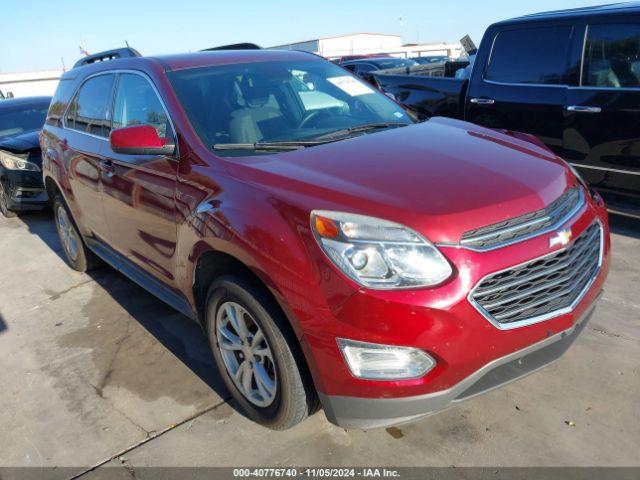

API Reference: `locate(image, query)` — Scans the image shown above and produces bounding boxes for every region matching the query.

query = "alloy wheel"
[56,206,79,262]
[215,301,277,407]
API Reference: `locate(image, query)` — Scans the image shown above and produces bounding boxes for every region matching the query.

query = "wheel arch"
[44,175,61,202]
[190,245,301,338]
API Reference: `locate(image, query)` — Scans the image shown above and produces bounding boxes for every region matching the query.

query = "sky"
[2,0,611,72]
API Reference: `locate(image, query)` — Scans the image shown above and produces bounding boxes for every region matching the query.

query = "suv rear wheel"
[53,195,100,272]
[206,276,314,429]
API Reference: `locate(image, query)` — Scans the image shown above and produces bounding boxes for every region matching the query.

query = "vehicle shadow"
[15,210,235,413]
[14,208,67,263]
[86,268,233,406]
[609,213,640,239]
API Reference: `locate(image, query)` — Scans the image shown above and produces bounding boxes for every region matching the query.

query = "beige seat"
[229,75,286,143]
[588,59,621,87]
[230,106,283,144]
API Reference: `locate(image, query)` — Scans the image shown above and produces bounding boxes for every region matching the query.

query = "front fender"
[175,180,328,341]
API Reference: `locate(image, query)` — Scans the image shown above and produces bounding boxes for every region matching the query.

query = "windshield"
[167,59,412,155]
[0,102,50,139]
[374,58,418,69]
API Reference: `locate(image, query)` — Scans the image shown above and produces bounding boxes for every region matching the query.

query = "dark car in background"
[331,53,389,64]
[412,55,450,65]
[0,96,51,217]
[375,3,640,218]
[342,57,419,84]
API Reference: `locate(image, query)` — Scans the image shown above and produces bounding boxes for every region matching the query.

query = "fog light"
[337,338,435,380]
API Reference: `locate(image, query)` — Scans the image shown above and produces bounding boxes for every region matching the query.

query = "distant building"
[0,33,464,99]
[269,33,463,60]
[0,69,63,98]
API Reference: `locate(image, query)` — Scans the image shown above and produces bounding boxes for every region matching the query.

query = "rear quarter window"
[64,74,115,137]
[485,26,573,85]
[46,79,75,126]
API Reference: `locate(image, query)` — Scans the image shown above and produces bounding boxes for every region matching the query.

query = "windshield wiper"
[212,141,328,152]
[314,122,411,140]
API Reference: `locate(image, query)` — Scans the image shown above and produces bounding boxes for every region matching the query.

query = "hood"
[225,117,574,244]
[0,129,41,152]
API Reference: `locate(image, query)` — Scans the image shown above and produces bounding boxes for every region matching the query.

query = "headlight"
[0,150,40,172]
[311,210,452,289]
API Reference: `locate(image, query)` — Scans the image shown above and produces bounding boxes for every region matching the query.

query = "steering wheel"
[299,110,332,129]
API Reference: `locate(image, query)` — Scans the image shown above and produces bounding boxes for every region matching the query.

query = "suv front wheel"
[206,276,315,430]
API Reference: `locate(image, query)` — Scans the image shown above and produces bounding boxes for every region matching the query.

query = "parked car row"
[375,2,640,218]
[341,56,471,86]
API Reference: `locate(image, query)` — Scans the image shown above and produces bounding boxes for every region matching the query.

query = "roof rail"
[73,47,142,69]
[201,43,262,51]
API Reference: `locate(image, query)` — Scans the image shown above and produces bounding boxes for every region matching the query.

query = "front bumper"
[321,294,599,429]
[1,170,48,211]
[298,194,610,429]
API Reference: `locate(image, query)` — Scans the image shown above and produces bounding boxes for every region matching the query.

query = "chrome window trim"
[61,69,178,158]
[467,220,603,330]
[579,25,589,87]
[440,188,586,252]
[482,32,500,83]
[482,79,569,88]
[569,85,640,91]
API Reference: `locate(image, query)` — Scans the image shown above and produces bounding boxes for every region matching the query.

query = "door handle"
[470,97,495,105]
[565,105,602,113]
[100,160,116,178]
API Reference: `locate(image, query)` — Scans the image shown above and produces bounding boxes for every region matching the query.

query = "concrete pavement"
[0,211,638,477]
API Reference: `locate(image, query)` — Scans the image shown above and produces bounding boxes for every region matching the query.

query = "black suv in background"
[376,3,640,218]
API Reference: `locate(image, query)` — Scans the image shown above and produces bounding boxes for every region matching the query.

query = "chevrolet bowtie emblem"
[550,229,572,248]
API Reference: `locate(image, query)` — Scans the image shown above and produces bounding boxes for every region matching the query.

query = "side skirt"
[85,237,197,321]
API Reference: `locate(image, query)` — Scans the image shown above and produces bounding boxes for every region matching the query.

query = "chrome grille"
[460,187,584,250]
[471,222,602,328]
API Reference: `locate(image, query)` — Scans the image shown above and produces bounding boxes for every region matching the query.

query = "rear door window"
[582,23,640,88]
[65,74,115,137]
[485,26,572,85]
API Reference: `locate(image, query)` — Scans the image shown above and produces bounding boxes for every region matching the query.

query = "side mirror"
[110,125,175,156]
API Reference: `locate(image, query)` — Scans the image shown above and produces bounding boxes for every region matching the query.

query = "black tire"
[53,195,101,272]
[0,182,17,218]
[206,275,316,430]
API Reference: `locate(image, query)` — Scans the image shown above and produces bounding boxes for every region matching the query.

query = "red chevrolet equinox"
[40,48,610,430]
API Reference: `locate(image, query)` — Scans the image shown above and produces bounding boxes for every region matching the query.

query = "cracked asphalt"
[1,211,639,477]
